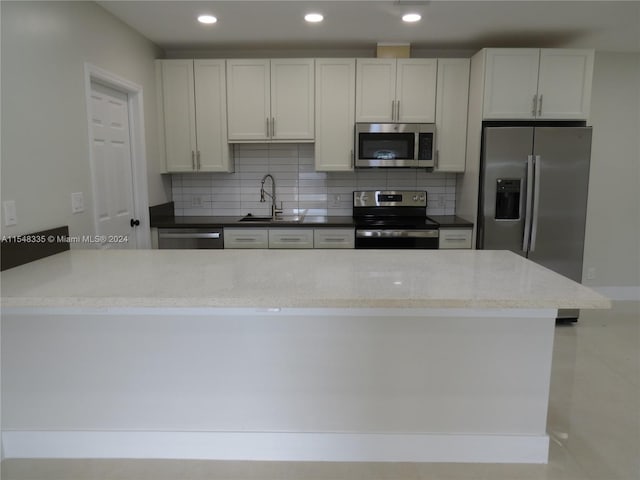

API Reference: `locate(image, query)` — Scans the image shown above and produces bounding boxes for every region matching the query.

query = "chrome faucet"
[260,174,283,218]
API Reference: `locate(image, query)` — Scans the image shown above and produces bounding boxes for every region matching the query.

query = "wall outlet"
[3,200,17,226]
[71,192,84,213]
[586,267,596,280]
[191,195,203,207]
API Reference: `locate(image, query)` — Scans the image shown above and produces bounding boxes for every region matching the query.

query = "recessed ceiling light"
[304,13,324,23]
[197,14,217,24]
[402,13,422,23]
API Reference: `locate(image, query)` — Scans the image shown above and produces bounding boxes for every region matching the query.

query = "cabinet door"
[315,59,356,171]
[224,228,268,249]
[537,49,594,120]
[159,60,197,172]
[396,59,437,123]
[483,49,540,119]
[314,229,355,249]
[439,228,472,249]
[268,229,314,248]
[355,58,396,122]
[194,60,232,172]
[270,59,314,141]
[226,59,270,141]
[435,59,470,172]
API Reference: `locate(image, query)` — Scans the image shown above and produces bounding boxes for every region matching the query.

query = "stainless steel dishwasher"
[157,228,223,249]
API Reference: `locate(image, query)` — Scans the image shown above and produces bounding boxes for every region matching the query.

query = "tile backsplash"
[171,144,456,217]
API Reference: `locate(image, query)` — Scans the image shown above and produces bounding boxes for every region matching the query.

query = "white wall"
[582,52,640,295]
[0,1,169,240]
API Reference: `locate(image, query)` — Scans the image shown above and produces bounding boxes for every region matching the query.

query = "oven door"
[355,229,439,249]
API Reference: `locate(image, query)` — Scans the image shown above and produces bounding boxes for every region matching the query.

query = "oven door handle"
[356,229,439,239]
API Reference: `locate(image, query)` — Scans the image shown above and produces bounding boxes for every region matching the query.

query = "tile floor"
[2,301,639,480]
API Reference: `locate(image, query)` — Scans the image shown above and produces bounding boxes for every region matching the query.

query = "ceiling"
[97,1,640,53]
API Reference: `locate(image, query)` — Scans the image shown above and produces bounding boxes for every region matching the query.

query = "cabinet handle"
[532,94,538,117]
[538,94,543,116]
[396,100,400,121]
[266,118,270,137]
[435,149,439,169]
[196,150,201,170]
[191,150,195,170]
[391,100,396,121]
[271,117,275,137]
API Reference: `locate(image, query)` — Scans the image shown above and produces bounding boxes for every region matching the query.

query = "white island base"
[3,306,555,463]
[1,250,610,464]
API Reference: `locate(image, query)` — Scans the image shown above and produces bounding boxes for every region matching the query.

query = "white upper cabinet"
[435,58,470,172]
[395,59,438,123]
[482,48,594,120]
[157,59,231,173]
[536,49,594,119]
[226,59,270,141]
[315,59,356,171]
[226,59,314,142]
[356,58,437,123]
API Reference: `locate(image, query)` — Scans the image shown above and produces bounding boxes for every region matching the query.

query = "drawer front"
[439,228,472,249]
[224,228,268,248]
[269,229,314,249]
[314,229,355,249]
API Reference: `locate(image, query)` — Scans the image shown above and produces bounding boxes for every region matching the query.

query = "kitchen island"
[1,249,609,463]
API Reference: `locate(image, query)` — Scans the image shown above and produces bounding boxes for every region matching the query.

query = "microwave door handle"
[523,155,534,252]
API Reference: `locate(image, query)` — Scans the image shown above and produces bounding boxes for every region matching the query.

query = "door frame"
[84,63,151,248]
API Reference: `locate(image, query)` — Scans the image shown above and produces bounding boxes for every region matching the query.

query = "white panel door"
[193,60,231,171]
[226,59,270,141]
[435,58,470,172]
[89,82,136,248]
[483,49,540,119]
[396,59,437,123]
[537,49,594,119]
[315,59,356,171]
[270,59,315,140]
[356,58,396,122]
[159,60,197,171]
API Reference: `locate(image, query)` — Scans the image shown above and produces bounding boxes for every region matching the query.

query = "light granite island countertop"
[1,249,608,309]
[1,249,609,464]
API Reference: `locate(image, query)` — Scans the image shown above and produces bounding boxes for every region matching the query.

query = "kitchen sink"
[239,214,304,223]
[239,215,273,222]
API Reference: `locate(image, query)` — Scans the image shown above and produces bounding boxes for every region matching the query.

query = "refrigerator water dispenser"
[495,179,521,220]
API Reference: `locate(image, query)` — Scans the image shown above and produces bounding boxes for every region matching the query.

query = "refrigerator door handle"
[530,155,542,252]
[523,155,534,252]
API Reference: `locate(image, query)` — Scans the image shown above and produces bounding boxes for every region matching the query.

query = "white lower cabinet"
[269,229,314,249]
[224,227,355,249]
[314,229,355,249]
[224,228,269,249]
[439,228,473,249]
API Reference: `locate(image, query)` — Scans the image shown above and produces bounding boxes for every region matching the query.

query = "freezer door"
[480,127,534,254]
[528,127,592,282]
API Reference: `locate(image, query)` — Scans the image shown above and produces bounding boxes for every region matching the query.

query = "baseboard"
[593,286,640,301]
[2,431,549,464]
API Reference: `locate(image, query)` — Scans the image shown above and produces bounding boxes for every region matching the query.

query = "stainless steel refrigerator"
[477,125,592,320]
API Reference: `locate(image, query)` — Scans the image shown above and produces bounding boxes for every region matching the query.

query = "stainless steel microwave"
[355,123,436,168]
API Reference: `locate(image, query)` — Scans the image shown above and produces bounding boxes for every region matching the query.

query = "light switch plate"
[3,200,17,226]
[71,192,84,213]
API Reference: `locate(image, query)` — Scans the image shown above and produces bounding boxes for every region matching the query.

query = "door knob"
[130,219,140,227]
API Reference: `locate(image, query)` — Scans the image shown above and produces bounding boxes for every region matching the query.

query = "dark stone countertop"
[427,215,474,228]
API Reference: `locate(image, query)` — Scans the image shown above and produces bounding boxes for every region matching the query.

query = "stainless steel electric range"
[353,190,439,249]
